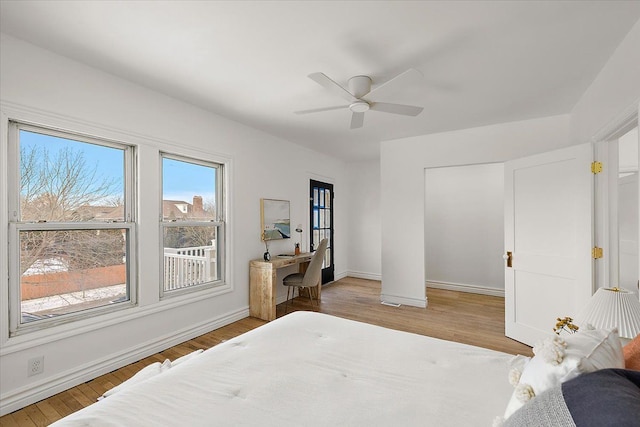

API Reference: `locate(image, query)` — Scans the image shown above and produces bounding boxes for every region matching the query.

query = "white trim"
[590,99,639,143]
[6,120,139,336]
[591,102,639,292]
[347,270,382,281]
[0,102,236,352]
[0,307,249,416]
[0,101,233,160]
[380,292,427,308]
[1,280,233,356]
[307,171,336,186]
[158,151,227,300]
[426,280,505,297]
[0,110,10,346]
[334,270,348,281]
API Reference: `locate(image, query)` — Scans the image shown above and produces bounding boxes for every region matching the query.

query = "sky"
[21,130,216,205]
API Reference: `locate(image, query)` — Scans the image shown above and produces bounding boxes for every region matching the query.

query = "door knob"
[504,251,513,268]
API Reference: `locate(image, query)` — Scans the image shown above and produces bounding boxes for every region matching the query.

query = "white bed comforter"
[51,311,513,426]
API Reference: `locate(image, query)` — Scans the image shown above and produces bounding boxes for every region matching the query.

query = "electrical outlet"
[28,356,44,377]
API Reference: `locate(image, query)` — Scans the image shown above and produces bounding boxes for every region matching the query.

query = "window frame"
[7,120,137,336]
[159,152,225,298]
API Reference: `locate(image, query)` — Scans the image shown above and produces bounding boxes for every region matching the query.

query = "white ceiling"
[1,1,639,161]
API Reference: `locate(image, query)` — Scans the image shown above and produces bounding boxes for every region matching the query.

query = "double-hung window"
[7,122,136,335]
[161,153,224,295]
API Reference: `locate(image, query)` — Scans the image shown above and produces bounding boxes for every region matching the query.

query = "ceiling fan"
[295,68,424,129]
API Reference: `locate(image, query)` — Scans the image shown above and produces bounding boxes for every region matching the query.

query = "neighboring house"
[23,196,211,305]
[73,196,207,221]
[162,196,207,219]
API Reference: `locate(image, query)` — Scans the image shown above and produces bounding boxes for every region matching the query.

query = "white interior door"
[504,143,594,346]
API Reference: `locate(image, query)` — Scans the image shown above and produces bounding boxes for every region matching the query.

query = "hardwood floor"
[0,277,531,426]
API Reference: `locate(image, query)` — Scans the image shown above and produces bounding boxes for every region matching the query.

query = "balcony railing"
[163,244,217,291]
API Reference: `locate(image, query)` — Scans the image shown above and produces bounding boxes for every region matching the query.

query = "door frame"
[310,179,334,284]
[592,105,639,292]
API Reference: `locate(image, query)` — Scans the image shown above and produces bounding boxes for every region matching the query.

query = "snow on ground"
[21,284,126,313]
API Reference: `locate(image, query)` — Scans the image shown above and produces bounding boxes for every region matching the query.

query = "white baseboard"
[380,293,427,308]
[0,307,249,416]
[426,280,505,297]
[334,270,349,281]
[347,270,382,281]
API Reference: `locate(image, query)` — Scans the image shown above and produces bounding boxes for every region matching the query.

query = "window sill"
[0,281,233,356]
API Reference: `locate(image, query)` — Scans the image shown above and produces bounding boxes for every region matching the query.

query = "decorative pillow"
[502,328,624,420]
[100,359,171,399]
[504,369,640,427]
[172,349,204,367]
[623,334,640,371]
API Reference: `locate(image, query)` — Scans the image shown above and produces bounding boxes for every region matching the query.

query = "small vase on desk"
[263,250,271,261]
[294,243,300,255]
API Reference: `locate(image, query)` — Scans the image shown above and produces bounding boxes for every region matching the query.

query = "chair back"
[302,238,328,288]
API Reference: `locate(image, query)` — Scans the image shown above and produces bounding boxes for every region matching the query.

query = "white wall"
[0,33,347,414]
[425,163,504,294]
[571,19,640,144]
[380,115,572,307]
[346,161,381,280]
[379,18,640,308]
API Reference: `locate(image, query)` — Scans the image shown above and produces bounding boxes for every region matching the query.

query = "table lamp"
[576,287,640,340]
[295,225,303,249]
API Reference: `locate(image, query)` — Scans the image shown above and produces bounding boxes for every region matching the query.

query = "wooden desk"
[249,253,319,321]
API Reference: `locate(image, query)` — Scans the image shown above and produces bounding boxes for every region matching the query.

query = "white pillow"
[172,349,204,367]
[101,359,171,399]
[503,328,624,419]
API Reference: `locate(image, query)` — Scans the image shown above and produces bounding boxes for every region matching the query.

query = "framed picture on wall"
[261,198,291,240]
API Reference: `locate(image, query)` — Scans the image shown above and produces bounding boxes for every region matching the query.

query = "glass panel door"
[310,179,334,284]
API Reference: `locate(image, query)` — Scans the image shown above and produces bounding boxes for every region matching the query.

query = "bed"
[50,311,640,426]
[50,311,515,426]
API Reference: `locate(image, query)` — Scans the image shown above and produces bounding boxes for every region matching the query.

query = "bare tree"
[21,145,119,221]
[20,144,122,275]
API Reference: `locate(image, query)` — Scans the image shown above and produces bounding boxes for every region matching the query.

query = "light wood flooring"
[0,277,531,426]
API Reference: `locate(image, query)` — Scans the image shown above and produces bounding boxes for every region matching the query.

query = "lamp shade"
[576,288,640,339]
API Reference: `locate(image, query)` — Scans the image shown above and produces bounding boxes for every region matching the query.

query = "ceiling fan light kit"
[349,100,370,113]
[296,68,425,129]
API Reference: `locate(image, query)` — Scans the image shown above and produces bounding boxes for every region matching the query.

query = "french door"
[504,143,594,346]
[310,180,334,284]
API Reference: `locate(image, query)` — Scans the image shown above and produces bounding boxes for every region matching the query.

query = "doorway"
[310,179,334,284]
[424,163,504,295]
[596,125,639,293]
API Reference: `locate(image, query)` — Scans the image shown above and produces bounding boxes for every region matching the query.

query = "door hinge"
[591,161,603,174]
[592,247,603,259]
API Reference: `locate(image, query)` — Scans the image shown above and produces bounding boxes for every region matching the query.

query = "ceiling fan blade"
[350,112,364,129]
[366,68,423,98]
[294,105,349,115]
[370,102,423,116]
[308,72,358,103]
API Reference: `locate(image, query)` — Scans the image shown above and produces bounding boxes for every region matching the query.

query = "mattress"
[51,311,514,426]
